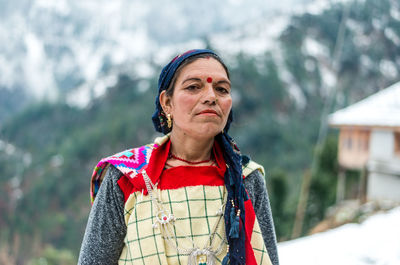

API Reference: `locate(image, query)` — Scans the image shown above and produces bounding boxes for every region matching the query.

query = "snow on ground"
[278,207,400,265]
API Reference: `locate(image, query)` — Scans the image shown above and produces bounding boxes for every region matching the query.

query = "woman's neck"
[169,130,214,162]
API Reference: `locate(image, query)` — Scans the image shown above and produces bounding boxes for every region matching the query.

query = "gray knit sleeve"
[244,169,280,265]
[78,165,126,265]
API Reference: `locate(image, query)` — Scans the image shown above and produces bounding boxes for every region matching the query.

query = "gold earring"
[167,114,172,129]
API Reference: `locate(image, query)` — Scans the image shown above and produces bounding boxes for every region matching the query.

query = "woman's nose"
[202,84,217,104]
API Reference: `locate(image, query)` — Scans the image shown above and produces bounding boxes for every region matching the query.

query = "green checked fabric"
[119,185,272,265]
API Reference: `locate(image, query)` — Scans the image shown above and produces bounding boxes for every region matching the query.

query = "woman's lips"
[198,109,219,116]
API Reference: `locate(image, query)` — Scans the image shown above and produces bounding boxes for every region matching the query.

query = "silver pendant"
[188,249,215,265]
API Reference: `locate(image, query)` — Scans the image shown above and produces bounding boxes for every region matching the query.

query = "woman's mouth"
[198,109,219,116]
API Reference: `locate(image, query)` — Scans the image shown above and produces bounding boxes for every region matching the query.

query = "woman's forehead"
[177,58,229,80]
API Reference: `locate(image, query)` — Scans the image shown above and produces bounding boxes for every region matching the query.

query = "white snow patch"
[24,32,58,101]
[384,28,400,46]
[133,61,155,79]
[372,18,384,30]
[359,55,375,77]
[353,33,372,48]
[93,75,118,98]
[35,0,71,16]
[303,37,329,58]
[210,16,289,57]
[66,82,91,108]
[380,60,398,79]
[137,80,150,93]
[390,6,400,21]
[278,207,400,265]
[360,55,373,69]
[66,74,117,108]
[293,0,352,16]
[0,55,18,88]
[152,39,207,66]
[0,139,16,155]
[346,19,364,33]
[319,64,337,89]
[279,62,307,109]
[304,0,333,15]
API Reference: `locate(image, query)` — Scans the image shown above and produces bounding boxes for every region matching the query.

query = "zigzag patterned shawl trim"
[90,143,158,203]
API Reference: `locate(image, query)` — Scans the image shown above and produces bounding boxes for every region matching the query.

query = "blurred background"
[1,0,399,264]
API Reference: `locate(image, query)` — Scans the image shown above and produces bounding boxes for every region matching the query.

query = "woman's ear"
[159,90,171,114]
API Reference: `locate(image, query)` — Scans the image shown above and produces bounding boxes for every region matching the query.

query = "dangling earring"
[167,113,172,129]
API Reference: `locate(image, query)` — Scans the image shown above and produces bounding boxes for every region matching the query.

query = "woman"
[78,49,279,265]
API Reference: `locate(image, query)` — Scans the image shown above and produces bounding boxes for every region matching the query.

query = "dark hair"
[164,53,230,97]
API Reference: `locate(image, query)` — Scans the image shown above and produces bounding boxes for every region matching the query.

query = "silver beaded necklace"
[142,170,227,265]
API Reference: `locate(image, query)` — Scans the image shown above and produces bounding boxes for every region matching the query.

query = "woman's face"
[161,57,232,140]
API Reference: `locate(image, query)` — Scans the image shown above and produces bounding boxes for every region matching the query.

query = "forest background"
[1,0,400,264]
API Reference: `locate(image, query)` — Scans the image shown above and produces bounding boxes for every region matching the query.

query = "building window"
[395,132,400,157]
[359,130,369,151]
[341,129,354,150]
[346,136,352,150]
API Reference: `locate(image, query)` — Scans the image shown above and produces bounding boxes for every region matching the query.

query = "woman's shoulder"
[96,135,170,176]
[98,144,154,176]
[90,135,170,203]
[242,157,265,178]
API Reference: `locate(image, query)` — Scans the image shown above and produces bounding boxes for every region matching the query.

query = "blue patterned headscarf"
[152,49,247,265]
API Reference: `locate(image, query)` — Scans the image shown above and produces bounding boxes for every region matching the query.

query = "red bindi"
[206,77,213,83]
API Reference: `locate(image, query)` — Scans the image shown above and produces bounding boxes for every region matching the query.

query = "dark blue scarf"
[152,49,247,264]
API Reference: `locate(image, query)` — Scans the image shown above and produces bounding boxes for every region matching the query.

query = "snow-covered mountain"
[0,0,320,102]
[0,0,398,113]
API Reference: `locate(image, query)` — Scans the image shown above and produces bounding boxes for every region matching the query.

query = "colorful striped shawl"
[90,135,265,204]
[90,135,170,204]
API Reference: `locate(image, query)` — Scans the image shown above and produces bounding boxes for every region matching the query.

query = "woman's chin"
[172,121,225,140]
[189,124,224,139]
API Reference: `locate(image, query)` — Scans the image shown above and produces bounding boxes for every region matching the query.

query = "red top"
[158,140,226,190]
[117,139,226,200]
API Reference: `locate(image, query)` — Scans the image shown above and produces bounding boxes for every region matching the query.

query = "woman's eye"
[186,85,199,90]
[216,87,229,94]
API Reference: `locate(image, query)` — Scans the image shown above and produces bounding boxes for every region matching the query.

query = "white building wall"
[367,129,400,202]
[369,129,393,159]
[368,172,400,201]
